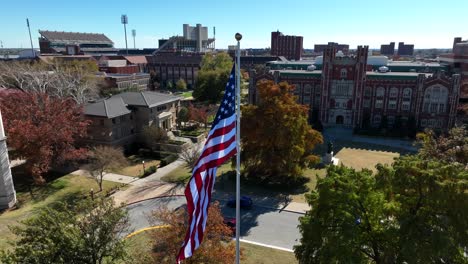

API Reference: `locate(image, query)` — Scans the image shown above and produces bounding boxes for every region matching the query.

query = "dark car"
[223,217,236,235]
[227,196,253,209]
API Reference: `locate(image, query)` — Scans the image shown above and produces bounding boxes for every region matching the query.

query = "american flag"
[177,65,237,262]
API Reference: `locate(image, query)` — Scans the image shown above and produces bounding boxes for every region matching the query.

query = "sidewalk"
[72,169,139,185]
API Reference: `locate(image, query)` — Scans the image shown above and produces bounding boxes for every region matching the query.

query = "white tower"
[0,110,16,209]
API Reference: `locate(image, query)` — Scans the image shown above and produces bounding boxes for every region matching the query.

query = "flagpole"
[235,32,242,264]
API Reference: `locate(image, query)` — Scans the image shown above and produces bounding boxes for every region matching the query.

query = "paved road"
[125,196,302,250]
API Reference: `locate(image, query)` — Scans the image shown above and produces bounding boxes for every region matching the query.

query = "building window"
[364,87,372,97]
[388,116,395,126]
[421,119,427,127]
[373,115,381,125]
[100,119,104,126]
[363,99,370,108]
[376,87,385,97]
[388,100,397,109]
[157,105,168,112]
[402,102,411,111]
[389,87,398,98]
[403,88,412,98]
[340,68,347,78]
[112,118,116,124]
[375,99,383,108]
[423,86,448,114]
[304,84,312,95]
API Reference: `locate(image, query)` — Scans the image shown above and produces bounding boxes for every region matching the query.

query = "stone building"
[83,91,181,148]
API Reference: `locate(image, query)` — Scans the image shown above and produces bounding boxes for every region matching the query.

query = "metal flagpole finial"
[235,33,242,41]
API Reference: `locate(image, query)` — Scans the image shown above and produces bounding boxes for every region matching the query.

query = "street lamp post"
[132,29,136,49]
[142,160,145,174]
[121,15,129,55]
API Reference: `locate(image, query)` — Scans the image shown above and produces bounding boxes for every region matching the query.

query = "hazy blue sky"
[1,0,467,49]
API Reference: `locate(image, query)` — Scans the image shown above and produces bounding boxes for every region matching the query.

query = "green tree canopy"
[175,78,187,91]
[241,80,323,185]
[1,198,130,264]
[193,52,233,103]
[295,155,468,263]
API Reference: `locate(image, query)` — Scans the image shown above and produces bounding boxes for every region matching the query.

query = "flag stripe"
[177,65,238,263]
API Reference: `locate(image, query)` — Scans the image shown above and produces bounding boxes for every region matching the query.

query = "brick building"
[314,42,349,54]
[397,42,414,56]
[146,53,203,89]
[380,42,395,56]
[271,31,303,61]
[250,45,460,131]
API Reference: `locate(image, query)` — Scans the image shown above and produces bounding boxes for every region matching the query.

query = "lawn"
[160,165,191,183]
[334,147,400,172]
[0,174,124,250]
[111,155,160,177]
[181,91,193,98]
[124,231,297,264]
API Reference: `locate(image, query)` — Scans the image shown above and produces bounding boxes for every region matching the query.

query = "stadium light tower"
[121,15,128,55]
[132,29,136,49]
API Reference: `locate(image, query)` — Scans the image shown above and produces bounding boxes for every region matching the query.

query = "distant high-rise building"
[271,31,303,61]
[380,42,395,56]
[156,24,214,53]
[397,42,414,56]
[314,42,349,54]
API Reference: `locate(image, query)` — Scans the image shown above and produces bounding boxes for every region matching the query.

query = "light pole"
[132,29,136,49]
[26,18,35,57]
[142,160,145,174]
[121,15,129,55]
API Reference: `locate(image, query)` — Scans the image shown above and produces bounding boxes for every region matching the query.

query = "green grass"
[241,242,298,264]
[160,165,192,183]
[181,91,193,98]
[111,155,160,178]
[0,174,124,250]
[124,231,297,264]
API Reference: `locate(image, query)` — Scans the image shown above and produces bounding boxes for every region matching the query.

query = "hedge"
[160,154,178,167]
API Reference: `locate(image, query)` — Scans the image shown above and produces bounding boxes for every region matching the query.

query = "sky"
[1,0,467,50]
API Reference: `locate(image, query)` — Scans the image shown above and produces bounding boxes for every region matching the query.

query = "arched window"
[403,88,412,98]
[340,68,347,78]
[304,84,312,95]
[376,87,385,97]
[389,87,398,98]
[423,86,448,114]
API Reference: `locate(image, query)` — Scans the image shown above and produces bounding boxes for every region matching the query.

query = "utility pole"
[121,15,128,55]
[132,29,136,49]
[26,18,35,57]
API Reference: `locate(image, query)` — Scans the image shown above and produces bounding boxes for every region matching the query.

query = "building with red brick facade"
[249,45,461,131]
[271,31,303,61]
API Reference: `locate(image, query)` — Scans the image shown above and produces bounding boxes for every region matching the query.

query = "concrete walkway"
[72,169,140,185]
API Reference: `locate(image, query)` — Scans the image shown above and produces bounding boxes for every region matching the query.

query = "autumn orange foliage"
[149,202,236,264]
[241,80,323,185]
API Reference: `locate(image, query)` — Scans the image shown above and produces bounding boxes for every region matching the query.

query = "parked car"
[227,196,253,209]
[223,217,236,235]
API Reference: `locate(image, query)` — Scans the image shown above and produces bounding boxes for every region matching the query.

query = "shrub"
[142,165,158,177]
[160,154,178,167]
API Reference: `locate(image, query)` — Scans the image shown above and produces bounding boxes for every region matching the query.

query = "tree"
[193,52,232,103]
[149,202,236,264]
[179,142,202,171]
[142,125,169,150]
[176,78,187,91]
[177,106,189,129]
[87,146,128,192]
[0,92,89,184]
[0,59,99,104]
[166,81,174,90]
[188,104,213,128]
[295,165,396,264]
[295,156,468,263]
[416,126,468,165]
[1,197,130,264]
[241,80,323,185]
